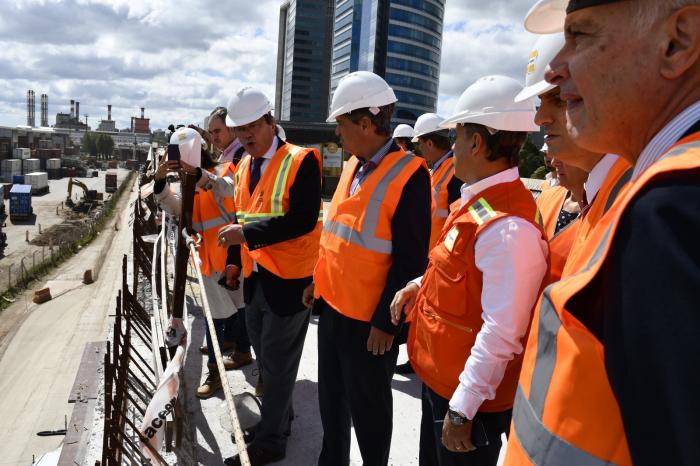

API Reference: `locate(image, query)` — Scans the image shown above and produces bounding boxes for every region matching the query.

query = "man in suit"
[304,71,431,466]
[504,2,700,465]
[213,87,323,466]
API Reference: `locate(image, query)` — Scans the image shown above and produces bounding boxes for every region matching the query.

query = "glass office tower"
[329,0,445,125]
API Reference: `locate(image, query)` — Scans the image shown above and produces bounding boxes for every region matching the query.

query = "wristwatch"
[447,409,469,425]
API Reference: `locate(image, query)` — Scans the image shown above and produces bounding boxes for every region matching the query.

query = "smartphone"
[167,144,180,161]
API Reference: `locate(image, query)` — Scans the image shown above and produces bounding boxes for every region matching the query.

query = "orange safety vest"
[314,150,428,322]
[536,185,579,283]
[429,155,456,251]
[192,162,237,277]
[505,132,700,466]
[408,179,547,411]
[561,157,631,276]
[234,143,323,279]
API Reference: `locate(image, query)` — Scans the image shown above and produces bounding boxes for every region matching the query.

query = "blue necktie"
[250,157,264,193]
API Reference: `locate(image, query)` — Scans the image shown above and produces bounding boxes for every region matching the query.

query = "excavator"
[66,178,103,210]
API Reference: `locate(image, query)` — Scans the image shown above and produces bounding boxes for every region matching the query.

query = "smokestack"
[26,90,36,127]
[40,94,48,127]
[75,101,80,121]
[131,116,134,132]
[108,104,112,121]
[70,99,75,118]
[141,107,145,119]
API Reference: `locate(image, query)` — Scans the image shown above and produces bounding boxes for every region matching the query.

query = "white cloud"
[0,0,540,129]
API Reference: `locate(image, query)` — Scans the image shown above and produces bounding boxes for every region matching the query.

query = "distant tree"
[95,134,115,159]
[531,166,548,180]
[104,135,115,158]
[518,135,544,178]
[81,132,98,157]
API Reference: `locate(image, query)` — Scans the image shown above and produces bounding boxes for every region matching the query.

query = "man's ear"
[360,115,373,134]
[471,131,484,157]
[659,6,700,79]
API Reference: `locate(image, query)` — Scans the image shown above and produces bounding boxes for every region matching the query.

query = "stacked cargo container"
[22,158,41,174]
[13,148,30,159]
[1,159,22,183]
[24,172,49,195]
[9,185,32,220]
[47,158,62,179]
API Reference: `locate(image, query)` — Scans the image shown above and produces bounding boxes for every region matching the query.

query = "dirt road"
[0,177,136,466]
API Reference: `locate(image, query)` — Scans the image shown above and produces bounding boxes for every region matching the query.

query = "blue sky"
[0,0,538,130]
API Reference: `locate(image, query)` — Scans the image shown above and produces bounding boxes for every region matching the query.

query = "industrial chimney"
[70,99,75,118]
[26,90,36,127]
[107,104,112,121]
[141,107,145,119]
[40,94,48,127]
[75,101,80,121]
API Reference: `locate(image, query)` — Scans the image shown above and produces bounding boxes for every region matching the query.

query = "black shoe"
[233,417,293,445]
[395,361,415,375]
[224,445,285,466]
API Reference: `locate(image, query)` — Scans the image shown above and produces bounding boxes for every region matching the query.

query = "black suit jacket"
[227,139,322,316]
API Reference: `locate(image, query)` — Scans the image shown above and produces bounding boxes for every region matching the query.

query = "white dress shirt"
[584,153,619,203]
[218,138,244,163]
[446,167,549,419]
[632,100,700,180]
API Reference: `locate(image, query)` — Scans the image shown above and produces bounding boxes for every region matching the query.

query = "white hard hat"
[515,33,565,102]
[225,87,273,127]
[525,0,567,33]
[392,124,414,139]
[327,71,397,122]
[411,113,446,142]
[276,124,287,141]
[169,127,202,167]
[440,75,539,132]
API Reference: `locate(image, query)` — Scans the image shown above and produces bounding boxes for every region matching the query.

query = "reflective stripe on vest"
[467,198,497,225]
[235,146,323,225]
[192,164,236,232]
[323,154,415,255]
[513,227,615,465]
[433,162,454,218]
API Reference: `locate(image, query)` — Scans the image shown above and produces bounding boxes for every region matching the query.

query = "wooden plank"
[68,341,107,403]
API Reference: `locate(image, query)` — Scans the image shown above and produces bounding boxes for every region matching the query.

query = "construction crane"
[66,178,101,209]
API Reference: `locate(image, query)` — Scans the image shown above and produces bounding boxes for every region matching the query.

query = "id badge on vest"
[443,226,459,253]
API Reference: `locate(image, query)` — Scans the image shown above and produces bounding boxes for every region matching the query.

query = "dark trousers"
[317,302,399,466]
[246,278,310,453]
[204,318,227,365]
[224,308,251,354]
[420,384,511,466]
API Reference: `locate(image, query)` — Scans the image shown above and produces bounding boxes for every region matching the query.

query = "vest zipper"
[423,309,473,333]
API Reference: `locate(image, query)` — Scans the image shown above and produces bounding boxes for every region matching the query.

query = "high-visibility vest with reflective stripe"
[408,179,547,410]
[561,157,631,277]
[192,162,237,277]
[536,185,579,283]
[314,150,428,322]
[505,133,700,466]
[234,143,322,279]
[430,155,456,250]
